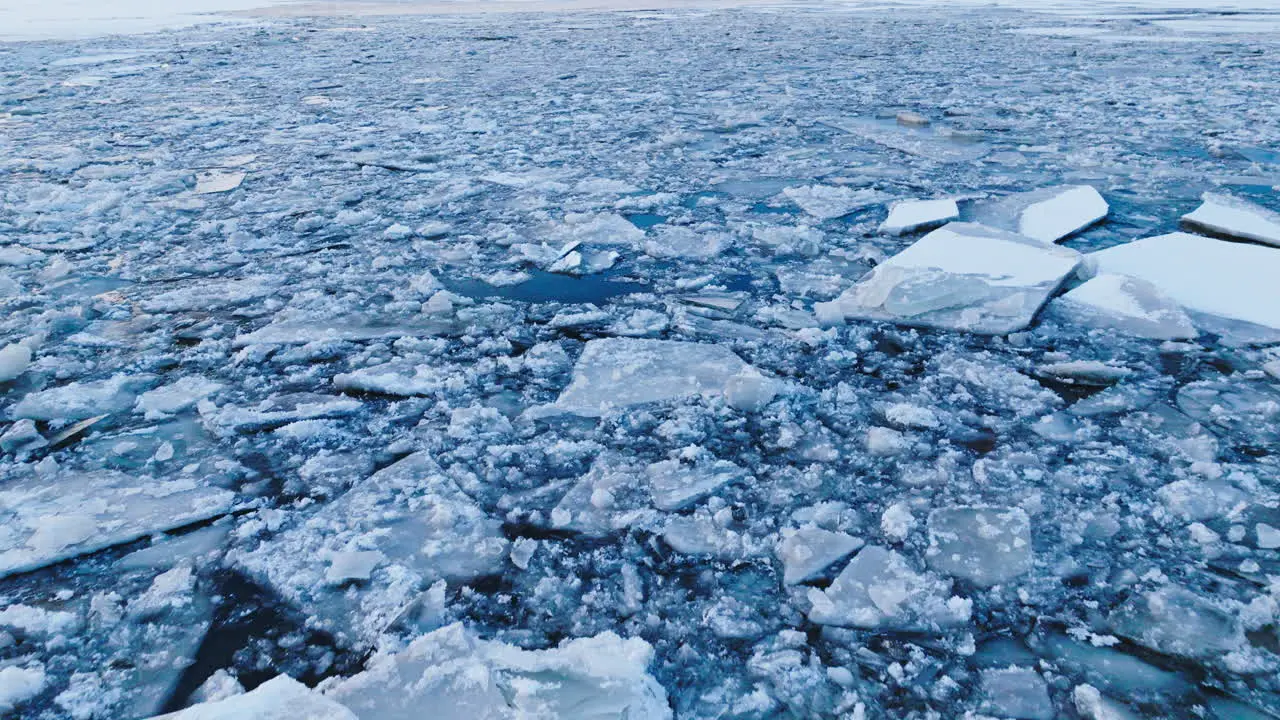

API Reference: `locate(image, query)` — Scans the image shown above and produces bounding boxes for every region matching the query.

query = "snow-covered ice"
[1181,192,1280,247]
[879,198,960,235]
[544,338,754,417]
[1086,232,1280,344]
[1048,273,1199,340]
[4,4,1280,719]
[815,223,1081,334]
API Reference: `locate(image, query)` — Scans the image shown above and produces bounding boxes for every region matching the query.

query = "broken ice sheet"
[333,362,447,396]
[321,622,671,720]
[815,223,1081,335]
[541,338,754,417]
[781,184,889,220]
[1109,586,1244,659]
[549,455,652,537]
[1086,232,1280,345]
[646,458,747,512]
[1182,192,1280,248]
[201,393,362,435]
[806,545,970,630]
[148,675,356,720]
[192,170,244,195]
[970,185,1109,245]
[879,198,959,235]
[233,453,507,649]
[232,315,454,347]
[12,373,158,422]
[1048,273,1198,340]
[0,470,235,578]
[776,527,864,585]
[926,506,1032,587]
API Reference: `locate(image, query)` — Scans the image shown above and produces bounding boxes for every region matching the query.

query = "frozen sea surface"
[1,4,1280,720]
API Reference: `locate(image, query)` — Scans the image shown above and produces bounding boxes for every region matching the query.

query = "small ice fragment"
[806,545,969,630]
[324,551,384,585]
[546,339,753,417]
[193,170,245,195]
[879,198,959,235]
[782,185,890,220]
[1036,360,1133,386]
[926,506,1033,587]
[1073,684,1141,720]
[1049,274,1198,340]
[981,667,1053,720]
[895,111,930,127]
[135,376,223,419]
[723,372,777,412]
[0,343,32,383]
[646,459,746,512]
[1182,192,1280,247]
[1018,185,1108,244]
[1109,587,1242,658]
[776,527,864,585]
[0,420,46,454]
[0,664,46,714]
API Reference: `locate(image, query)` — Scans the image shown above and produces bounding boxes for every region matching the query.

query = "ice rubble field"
[2,4,1280,719]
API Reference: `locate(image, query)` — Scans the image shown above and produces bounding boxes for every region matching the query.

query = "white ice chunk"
[782,185,890,220]
[552,212,645,246]
[333,363,445,397]
[1050,274,1198,340]
[816,223,1081,335]
[646,459,747,512]
[135,376,223,419]
[1087,233,1280,344]
[1017,185,1109,244]
[12,373,156,422]
[879,198,959,235]
[1182,192,1280,247]
[806,545,970,630]
[233,317,453,347]
[234,453,507,649]
[193,170,245,195]
[546,339,753,417]
[926,506,1032,587]
[0,664,46,714]
[0,470,235,578]
[643,226,729,259]
[1073,685,1141,720]
[776,527,864,585]
[1109,587,1243,659]
[0,343,32,383]
[142,277,275,313]
[323,622,671,720]
[203,393,361,435]
[981,667,1053,720]
[148,675,355,720]
[550,457,650,538]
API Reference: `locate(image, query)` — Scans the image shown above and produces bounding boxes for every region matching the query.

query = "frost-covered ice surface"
[2,5,1280,720]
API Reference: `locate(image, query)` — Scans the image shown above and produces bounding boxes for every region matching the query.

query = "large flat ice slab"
[815,223,1081,335]
[972,185,1108,245]
[925,506,1033,587]
[879,198,960,236]
[545,338,754,417]
[233,453,508,649]
[806,545,970,630]
[1182,192,1280,248]
[1086,232,1280,344]
[323,622,672,720]
[148,675,355,720]
[1048,273,1198,340]
[0,471,235,578]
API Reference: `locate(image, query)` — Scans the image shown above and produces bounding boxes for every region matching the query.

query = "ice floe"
[543,338,754,417]
[0,470,235,578]
[816,223,1081,334]
[806,545,970,630]
[926,506,1032,587]
[1181,192,1280,247]
[1048,273,1198,340]
[1086,232,1280,344]
[879,198,960,235]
